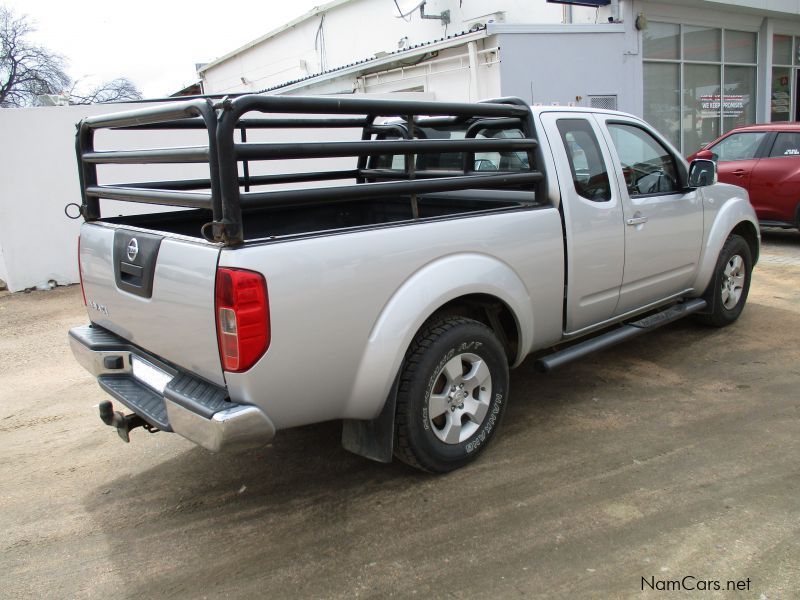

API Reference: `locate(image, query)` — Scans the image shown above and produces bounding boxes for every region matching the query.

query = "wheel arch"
[344,253,532,422]
[730,220,759,265]
[420,293,521,366]
[692,193,760,295]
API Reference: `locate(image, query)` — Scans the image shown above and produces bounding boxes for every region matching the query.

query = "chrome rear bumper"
[69,324,275,451]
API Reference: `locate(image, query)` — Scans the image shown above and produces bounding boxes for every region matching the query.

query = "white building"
[199,0,800,154]
[5,0,800,292]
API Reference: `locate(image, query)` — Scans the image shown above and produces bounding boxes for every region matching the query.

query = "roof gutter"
[486,23,625,35]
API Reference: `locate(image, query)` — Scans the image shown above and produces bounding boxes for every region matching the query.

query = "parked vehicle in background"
[688,123,800,230]
[69,95,759,474]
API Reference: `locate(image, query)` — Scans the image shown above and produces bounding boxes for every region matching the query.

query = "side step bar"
[535,298,707,372]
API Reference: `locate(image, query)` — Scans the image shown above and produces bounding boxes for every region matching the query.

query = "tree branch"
[1,7,141,107]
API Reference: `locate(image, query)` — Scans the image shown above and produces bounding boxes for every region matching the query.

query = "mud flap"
[341,374,399,463]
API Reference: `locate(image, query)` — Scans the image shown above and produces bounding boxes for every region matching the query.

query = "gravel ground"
[1,229,798,599]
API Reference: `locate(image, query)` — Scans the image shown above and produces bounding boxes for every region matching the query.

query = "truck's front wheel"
[698,234,752,327]
[394,317,509,473]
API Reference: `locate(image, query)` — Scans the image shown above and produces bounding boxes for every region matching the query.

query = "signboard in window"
[699,94,748,119]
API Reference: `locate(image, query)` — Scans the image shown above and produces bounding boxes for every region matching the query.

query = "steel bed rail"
[75,94,543,245]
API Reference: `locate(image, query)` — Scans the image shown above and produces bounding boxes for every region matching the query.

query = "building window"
[771,34,796,122]
[644,23,758,155]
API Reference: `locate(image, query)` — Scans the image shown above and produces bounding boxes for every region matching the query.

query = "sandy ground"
[1,229,798,599]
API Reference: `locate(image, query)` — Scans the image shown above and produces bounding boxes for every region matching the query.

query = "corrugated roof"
[257,25,487,94]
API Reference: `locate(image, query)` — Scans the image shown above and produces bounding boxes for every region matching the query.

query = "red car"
[688,123,800,229]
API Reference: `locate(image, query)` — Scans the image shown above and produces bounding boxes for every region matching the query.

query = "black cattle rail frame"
[76,95,544,245]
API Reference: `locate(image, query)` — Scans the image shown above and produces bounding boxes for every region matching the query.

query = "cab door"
[747,131,800,222]
[706,130,772,206]
[597,118,703,315]
[539,112,625,333]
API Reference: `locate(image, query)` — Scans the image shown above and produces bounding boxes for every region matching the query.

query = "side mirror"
[695,149,714,160]
[688,159,717,188]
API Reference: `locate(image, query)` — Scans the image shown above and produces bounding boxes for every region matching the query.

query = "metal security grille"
[75,95,543,245]
[588,95,618,111]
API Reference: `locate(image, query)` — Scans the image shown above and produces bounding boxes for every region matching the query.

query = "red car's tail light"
[215,268,270,372]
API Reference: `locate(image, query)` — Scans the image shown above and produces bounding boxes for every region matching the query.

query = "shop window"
[723,66,756,133]
[771,67,792,122]
[644,22,680,60]
[644,62,680,150]
[643,22,758,154]
[773,35,793,66]
[684,26,721,62]
[725,30,757,64]
[683,64,722,155]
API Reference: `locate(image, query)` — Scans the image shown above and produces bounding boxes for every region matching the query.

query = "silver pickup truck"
[69,95,758,473]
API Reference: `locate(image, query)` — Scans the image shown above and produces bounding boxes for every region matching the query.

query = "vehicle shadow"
[82,359,593,598]
[81,303,788,599]
[761,226,799,247]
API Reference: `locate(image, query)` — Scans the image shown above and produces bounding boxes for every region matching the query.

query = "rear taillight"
[78,235,86,306]
[215,268,270,372]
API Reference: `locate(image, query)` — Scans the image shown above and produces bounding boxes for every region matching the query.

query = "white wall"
[201,0,800,99]
[494,0,642,115]
[0,94,436,293]
[0,103,208,292]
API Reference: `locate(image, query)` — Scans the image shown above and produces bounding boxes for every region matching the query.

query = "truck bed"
[104,190,537,241]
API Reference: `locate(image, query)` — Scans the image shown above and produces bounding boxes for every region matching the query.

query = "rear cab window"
[555,119,611,202]
[371,123,531,174]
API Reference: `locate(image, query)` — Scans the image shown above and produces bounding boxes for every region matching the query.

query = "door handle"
[732,169,746,177]
[626,215,648,226]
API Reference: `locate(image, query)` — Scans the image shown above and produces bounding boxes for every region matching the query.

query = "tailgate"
[79,223,224,386]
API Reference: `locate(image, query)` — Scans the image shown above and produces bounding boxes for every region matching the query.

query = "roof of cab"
[528,105,638,118]
[721,122,800,133]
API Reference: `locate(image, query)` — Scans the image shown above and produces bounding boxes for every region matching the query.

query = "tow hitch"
[98,400,159,442]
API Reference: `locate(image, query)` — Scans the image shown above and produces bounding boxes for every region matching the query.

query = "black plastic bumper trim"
[98,375,172,431]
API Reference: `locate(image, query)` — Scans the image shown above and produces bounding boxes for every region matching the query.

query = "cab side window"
[768,132,800,157]
[711,132,767,161]
[556,119,611,202]
[608,123,679,196]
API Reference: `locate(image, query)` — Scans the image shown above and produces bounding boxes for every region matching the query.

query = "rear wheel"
[697,234,752,327]
[394,317,509,473]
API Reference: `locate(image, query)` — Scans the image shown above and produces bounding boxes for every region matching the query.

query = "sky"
[3,0,325,98]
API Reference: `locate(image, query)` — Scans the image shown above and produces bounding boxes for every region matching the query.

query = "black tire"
[394,317,509,473]
[697,234,752,327]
